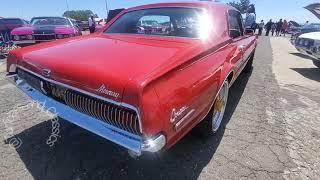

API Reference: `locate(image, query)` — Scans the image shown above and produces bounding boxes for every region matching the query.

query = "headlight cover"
[13,35,20,41]
[26,35,33,40]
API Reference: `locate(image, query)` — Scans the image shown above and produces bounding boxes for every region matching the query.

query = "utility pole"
[66,0,70,11]
[105,0,109,18]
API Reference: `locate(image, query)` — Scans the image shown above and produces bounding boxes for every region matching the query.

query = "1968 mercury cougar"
[6,2,257,156]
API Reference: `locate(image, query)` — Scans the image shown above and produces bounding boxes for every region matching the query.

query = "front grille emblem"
[42,69,51,78]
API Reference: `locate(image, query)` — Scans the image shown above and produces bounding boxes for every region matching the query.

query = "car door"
[228,10,248,77]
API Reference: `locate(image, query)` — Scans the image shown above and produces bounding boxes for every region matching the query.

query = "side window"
[228,10,244,39]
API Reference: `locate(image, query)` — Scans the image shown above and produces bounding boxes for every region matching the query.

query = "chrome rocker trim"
[6,74,165,155]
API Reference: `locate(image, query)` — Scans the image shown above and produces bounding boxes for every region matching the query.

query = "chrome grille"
[34,34,56,41]
[16,68,142,136]
[64,90,141,135]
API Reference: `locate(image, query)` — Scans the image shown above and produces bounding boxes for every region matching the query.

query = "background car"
[75,20,89,31]
[0,18,29,41]
[291,3,320,43]
[291,23,320,43]
[287,21,301,34]
[106,9,125,22]
[293,3,320,68]
[11,16,81,46]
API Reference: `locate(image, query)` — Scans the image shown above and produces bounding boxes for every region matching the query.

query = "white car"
[294,3,320,68]
[295,32,320,68]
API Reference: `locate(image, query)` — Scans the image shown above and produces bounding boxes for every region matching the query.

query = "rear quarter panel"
[150,43,238,149]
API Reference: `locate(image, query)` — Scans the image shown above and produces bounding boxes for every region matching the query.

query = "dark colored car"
[75,20,89,31]
[107,9,125,22]
[0,18,29,41]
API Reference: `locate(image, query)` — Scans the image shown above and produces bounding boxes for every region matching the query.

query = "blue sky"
[1,0,318,23]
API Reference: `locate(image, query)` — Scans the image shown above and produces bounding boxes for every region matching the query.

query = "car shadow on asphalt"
[289,52,315,61]
[291,68,320,82]
[4,70,252,180]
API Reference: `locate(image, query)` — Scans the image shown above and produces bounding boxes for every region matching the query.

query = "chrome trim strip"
[13,40,36,44]
[33,33,56,35]
[174,109,195,131]
[17,65,143,133]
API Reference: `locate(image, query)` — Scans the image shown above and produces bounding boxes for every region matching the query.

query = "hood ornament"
[96,84,120,99]
[42,69,51,78]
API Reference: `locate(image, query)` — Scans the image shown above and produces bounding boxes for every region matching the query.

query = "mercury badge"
[96,84,120,99]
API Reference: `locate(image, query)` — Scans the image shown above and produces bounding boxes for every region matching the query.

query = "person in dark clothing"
[276,19,283,36]
[265,19,272,36]
[271,23,276,36]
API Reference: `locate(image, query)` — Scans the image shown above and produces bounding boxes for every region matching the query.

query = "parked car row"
[11,16,82,46]
[292,3,320,68]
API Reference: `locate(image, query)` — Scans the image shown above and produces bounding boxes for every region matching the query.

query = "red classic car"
[6,2,257,156]
[10,17,81,46]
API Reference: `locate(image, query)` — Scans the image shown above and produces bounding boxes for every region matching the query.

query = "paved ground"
[0,36,319,180]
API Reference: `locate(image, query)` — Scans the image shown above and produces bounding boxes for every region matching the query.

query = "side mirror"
[245,29,255,35]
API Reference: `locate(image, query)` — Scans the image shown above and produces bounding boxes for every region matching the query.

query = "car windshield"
[104,7,210,38]
[30,17,71,26]
[0,19,23,25]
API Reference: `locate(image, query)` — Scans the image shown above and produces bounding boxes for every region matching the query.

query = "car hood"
[19,35,198,102]
[305,3,320,20]
[299,31,320,40]
[11,25,76,35]
[0,24,23,32]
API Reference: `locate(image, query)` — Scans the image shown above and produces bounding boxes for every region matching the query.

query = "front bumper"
[6,73,165,155]
[295,45,320,61]
[13,40,36,45]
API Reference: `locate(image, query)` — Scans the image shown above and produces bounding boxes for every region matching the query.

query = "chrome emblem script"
[96,84,120,98]
[42,69,51,78]
[170,106,188,123]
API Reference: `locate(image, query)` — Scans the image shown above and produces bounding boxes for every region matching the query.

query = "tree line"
[63,10,98,21]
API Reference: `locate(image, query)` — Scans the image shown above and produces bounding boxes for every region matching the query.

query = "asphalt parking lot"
[0,36,319,180]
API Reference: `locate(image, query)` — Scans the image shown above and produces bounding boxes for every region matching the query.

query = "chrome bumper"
[13,40,36,45]
[6,74,165,155]
[295,46,320,61]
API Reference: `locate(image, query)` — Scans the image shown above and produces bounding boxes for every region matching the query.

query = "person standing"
[88,15,96,34]
[265,19,272,36]
[276,19,283,36]
[258,20,264,36]
[282,20,289,36]
[244,4,256,30]
[271,23,276,36]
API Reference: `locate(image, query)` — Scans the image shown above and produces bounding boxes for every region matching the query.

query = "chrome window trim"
[17,65,143,133]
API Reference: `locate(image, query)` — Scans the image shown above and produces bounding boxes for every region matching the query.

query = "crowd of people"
[257,19,290,36]
[244,4,309,37]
